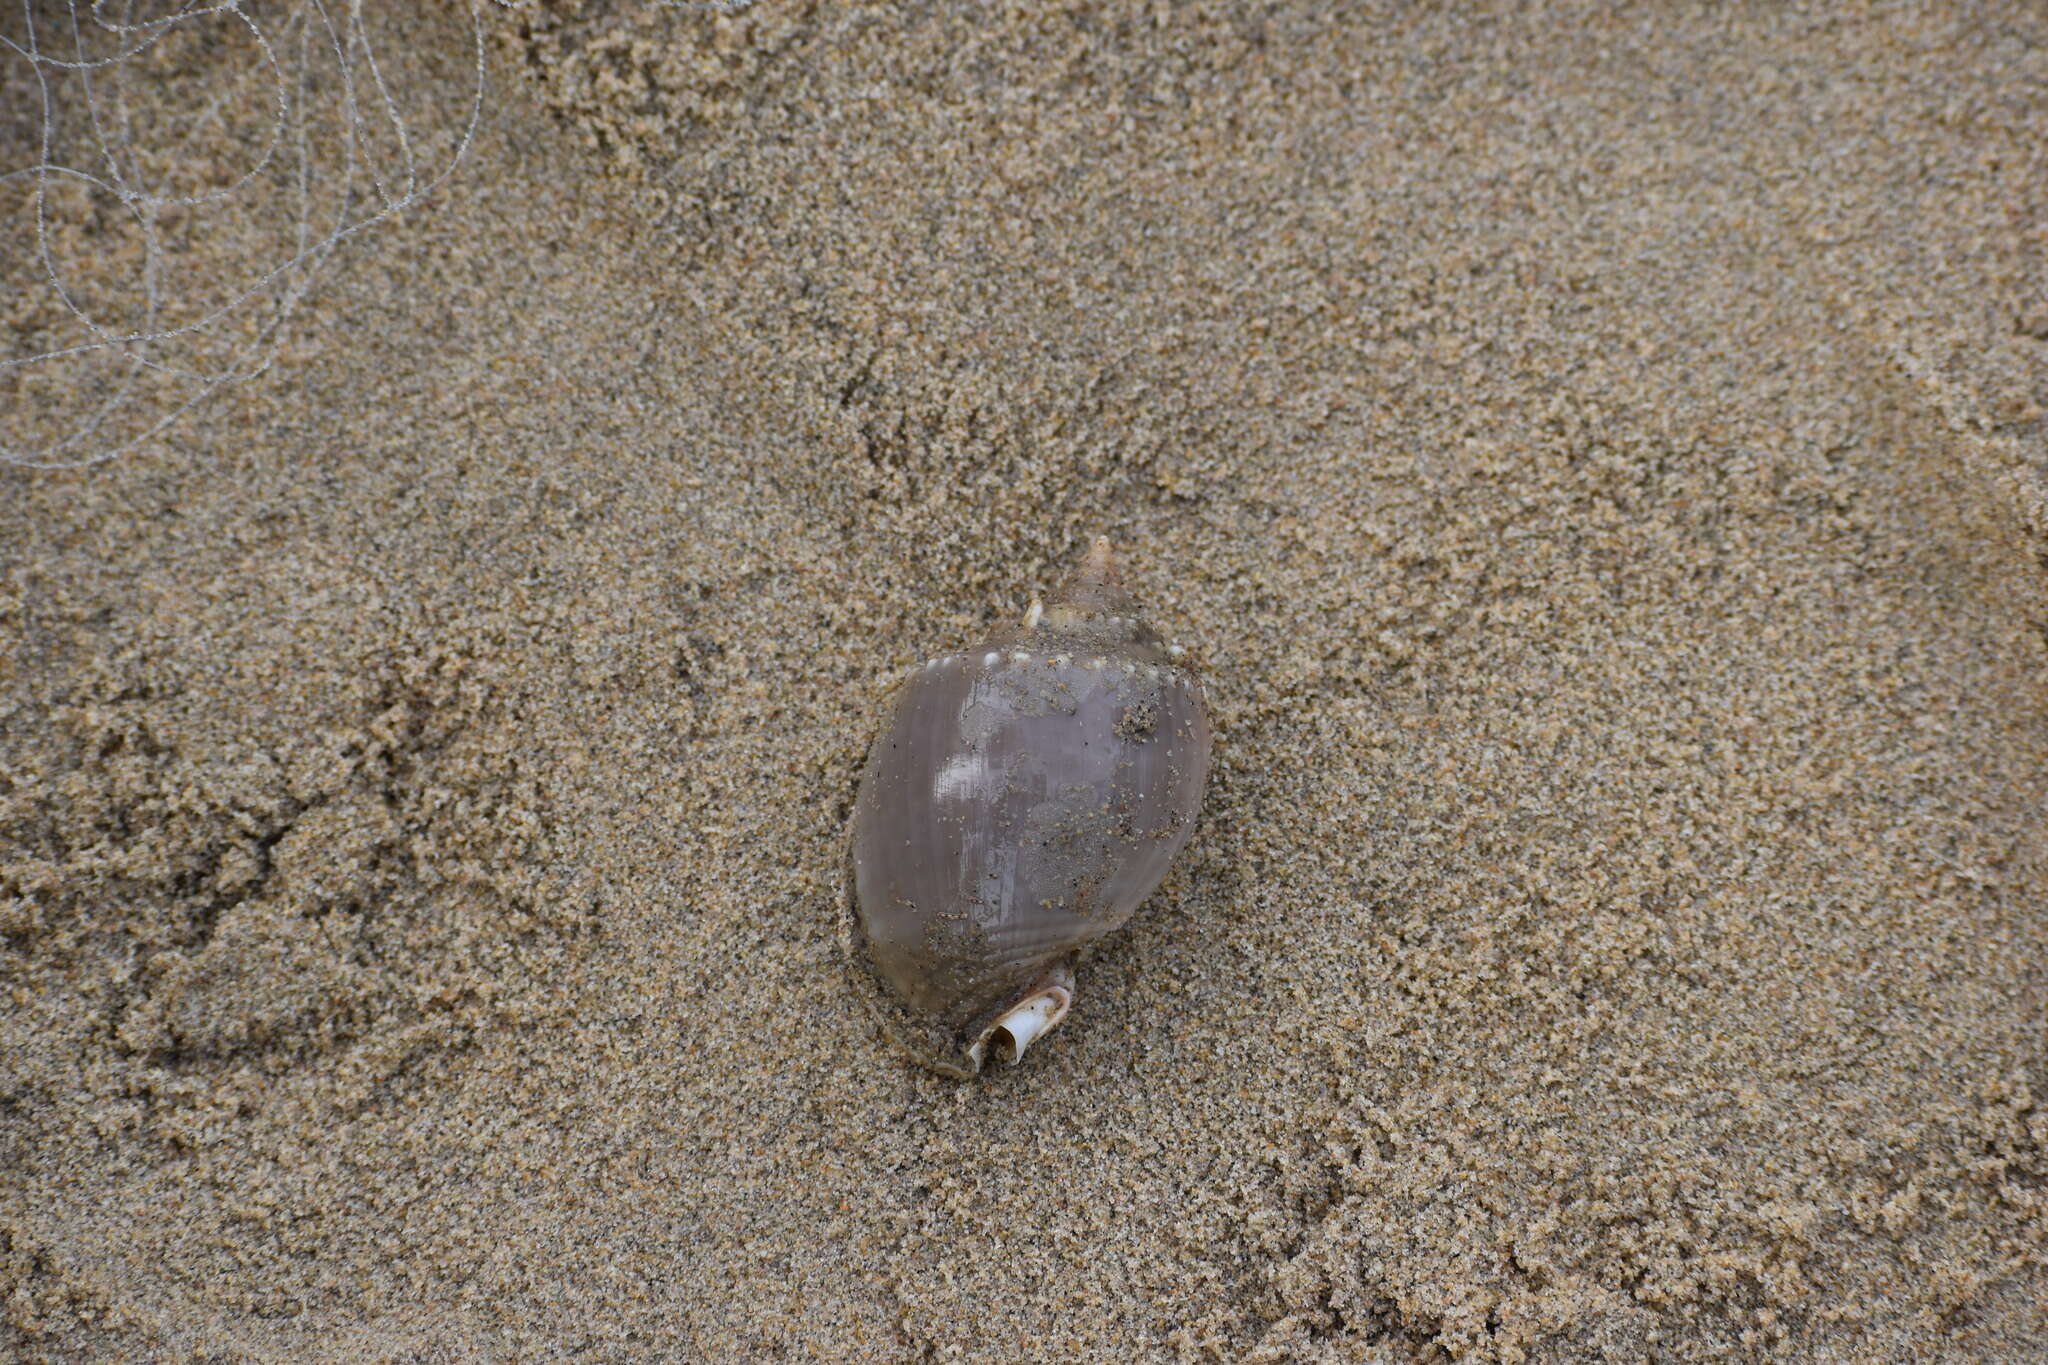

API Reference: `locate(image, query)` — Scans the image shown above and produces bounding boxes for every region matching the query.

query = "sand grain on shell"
[4,2,2047,1361]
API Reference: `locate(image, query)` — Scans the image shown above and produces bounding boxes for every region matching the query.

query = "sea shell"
[843,537,1212,1076]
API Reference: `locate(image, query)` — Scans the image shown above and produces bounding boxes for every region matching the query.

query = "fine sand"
[4,3,2047,1360]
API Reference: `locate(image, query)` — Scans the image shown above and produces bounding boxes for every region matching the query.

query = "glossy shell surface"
[845,541,1211,1076]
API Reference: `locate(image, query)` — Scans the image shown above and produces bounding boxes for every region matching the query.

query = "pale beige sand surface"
[4,3,2047,1360]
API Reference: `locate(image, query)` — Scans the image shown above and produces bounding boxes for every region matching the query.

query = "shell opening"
[990,985,1073,1065]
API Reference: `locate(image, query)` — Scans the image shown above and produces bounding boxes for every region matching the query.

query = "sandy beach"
[4,2,2046,1359]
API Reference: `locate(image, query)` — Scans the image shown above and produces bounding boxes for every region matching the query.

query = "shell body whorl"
[845,538,1211,1076]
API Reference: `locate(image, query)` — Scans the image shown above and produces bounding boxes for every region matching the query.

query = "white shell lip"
[992,986,1072,1064]
[964,978,1075,1072]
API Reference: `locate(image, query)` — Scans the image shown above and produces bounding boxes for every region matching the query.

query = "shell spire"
[1054,534,1138,615]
